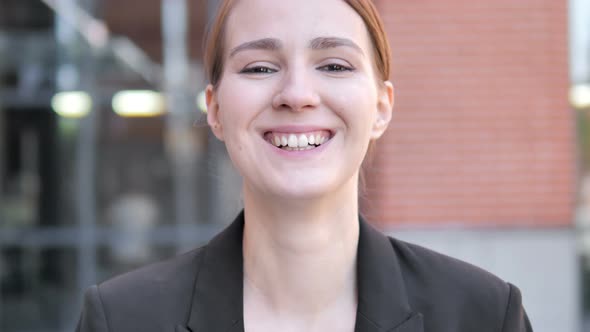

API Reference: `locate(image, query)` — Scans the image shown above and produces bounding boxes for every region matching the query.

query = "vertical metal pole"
[0,105,3,210]
[78,0,98,290]
[75,90,98,287]
[56,0,97,292]
[0,103,3,332]
[162,0,198,250]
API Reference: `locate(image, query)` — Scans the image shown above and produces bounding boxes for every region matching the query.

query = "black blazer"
[77,212,533,332]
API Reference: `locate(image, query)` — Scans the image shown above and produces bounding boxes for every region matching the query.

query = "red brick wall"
[363,0,575,228]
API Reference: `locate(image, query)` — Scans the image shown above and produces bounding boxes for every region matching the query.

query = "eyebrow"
[229,36,364,58]
[309,37,364,55]
[229,38,282,57]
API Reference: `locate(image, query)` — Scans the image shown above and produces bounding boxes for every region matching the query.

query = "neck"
[241,177,360,318]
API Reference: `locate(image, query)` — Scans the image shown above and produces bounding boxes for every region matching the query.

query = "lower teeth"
[282,145,318,151]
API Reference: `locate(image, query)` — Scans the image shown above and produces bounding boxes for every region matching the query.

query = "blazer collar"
[354,215,423,332]
[184,211,423,332]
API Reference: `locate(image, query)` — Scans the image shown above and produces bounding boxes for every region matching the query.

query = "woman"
[77,0,533,331]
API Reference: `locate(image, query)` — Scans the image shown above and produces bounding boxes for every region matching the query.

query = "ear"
[370,81,394,140]
[206,84,224,141]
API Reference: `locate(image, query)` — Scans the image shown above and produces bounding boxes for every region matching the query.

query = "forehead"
[225,0,371,51]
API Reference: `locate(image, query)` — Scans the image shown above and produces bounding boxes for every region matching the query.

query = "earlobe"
[206,84,224,141]
[371,81,394,140]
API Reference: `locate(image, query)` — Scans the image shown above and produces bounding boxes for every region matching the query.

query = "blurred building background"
[0,0,585,331]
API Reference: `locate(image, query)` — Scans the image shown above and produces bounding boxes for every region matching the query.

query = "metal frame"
[0,1,231,331]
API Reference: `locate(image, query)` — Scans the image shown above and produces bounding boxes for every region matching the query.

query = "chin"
[261,174,353,202]
[274,187,331,201]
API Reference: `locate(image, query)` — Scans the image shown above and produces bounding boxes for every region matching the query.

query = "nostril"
[272,88,320,111]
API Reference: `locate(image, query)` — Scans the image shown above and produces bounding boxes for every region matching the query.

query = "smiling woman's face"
[207,0,393,200]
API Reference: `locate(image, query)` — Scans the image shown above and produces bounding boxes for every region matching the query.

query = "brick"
[365,0,574,227]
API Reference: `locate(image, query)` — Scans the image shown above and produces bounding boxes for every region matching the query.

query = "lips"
[264,130,332,151]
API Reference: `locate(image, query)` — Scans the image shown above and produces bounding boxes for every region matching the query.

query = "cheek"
[217,76,274,129]
[323,79,378,132]
[216,93,246,133]
[215,78,272,162]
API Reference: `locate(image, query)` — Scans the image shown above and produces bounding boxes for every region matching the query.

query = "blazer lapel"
[354,313,423,332]
[355,217,424,332]
[390,313,424,332]
[181,212,423,332]
[175,325,192,332]
[185,212,246,332]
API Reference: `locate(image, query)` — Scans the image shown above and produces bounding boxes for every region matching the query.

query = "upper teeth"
[268,132,329,148]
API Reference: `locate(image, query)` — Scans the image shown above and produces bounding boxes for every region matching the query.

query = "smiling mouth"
[264,130,332,151]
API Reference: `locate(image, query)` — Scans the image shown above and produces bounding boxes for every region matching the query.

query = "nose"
[272,68,320,111]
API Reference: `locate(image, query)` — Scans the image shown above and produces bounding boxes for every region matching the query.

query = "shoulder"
[390,236,508,295]
[98,246,205,297]
[79,247,206,332]
[389,237,526,331]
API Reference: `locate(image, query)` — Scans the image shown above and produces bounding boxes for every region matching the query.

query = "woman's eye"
[240,66,277,74]
[318,64,353,72]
